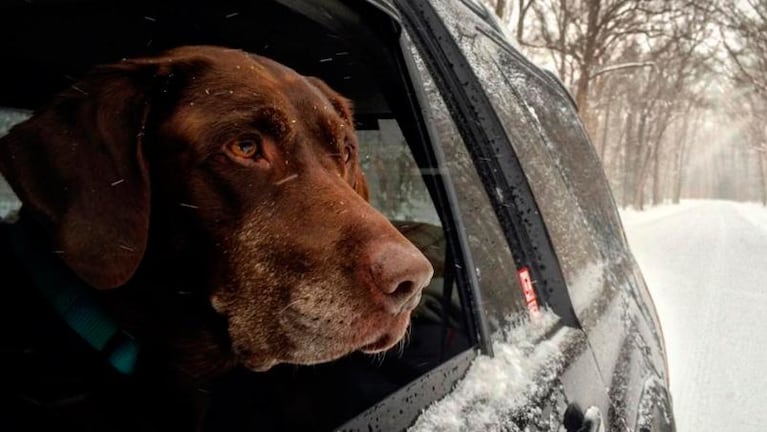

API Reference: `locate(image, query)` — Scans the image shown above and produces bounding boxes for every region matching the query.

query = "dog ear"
[353,168,370,202]
[0,60,170,289]
[304,76,370,201]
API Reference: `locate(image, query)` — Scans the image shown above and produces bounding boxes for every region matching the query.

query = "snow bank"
[733,201,767,230]
[618,200,706,227]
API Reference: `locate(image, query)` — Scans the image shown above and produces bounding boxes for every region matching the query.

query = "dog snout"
[367,242,433,314]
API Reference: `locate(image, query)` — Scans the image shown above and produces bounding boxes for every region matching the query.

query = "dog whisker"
[395,325,412,358]
[71,85,88,95]
[370,351,386,367]
[274,173,298,186]
[110,179,125,187]
[279,299,303,314]
[179,202,200,209]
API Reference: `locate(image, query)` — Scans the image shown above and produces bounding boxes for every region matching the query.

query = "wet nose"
[368,242,434,314]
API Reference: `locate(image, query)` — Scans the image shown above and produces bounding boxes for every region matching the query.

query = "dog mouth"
[357,312,412,354]
[360,333,397,353]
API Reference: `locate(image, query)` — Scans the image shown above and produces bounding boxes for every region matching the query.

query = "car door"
[399,0,674,430]
[340,28,607,430]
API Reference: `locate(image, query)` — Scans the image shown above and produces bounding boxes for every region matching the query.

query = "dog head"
[0,46,433,373]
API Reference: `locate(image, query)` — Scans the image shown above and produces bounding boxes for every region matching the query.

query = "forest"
[483,0,767,208]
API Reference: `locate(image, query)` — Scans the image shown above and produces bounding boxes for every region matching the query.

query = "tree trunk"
[574,0,601,138]
[516,0,533,42]
[673,121,690,205]
[651,138,662,206]
[622,110,637,208]
[759,151,767,206]
[649,111,672,206]
[495,0,507,20]
[631,108,649,209]
[556,0,570,81]
[673,141,687,204]
[599,107,611,162]
[605,108,628,174]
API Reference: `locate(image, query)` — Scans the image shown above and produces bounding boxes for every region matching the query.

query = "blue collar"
[7,216,139,375]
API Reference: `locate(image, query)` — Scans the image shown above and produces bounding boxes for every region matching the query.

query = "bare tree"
[515,0,677,134]
[484,0,763,207]
[515,0,535,41]
[722,0,767,205]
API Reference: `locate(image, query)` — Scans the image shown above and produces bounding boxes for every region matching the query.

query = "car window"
[429,0,617,318]
[402,36,529,335]
[357,116,474,368]
[358,119,441,226]
[339,32,541,431]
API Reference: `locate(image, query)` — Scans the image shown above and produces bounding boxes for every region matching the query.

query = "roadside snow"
[621,200,767,432]
[618,200,705,227]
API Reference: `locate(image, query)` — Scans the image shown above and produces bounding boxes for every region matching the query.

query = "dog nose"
[368,242,434,314]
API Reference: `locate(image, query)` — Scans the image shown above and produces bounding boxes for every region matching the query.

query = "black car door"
[398,0,674,430]
[395,0,648,429]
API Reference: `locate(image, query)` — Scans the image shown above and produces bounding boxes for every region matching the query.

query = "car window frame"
[340,0,586,427]
[394,0,579,328]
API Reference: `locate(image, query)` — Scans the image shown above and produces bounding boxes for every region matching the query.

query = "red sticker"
[517,267,540,315]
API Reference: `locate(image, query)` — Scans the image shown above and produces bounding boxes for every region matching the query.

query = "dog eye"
[229,137,263,159]
[342,137,353,163]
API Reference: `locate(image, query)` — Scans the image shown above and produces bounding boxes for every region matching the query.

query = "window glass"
[357,116,471,369]
[358,119,441,226]
[493,48,627,257]
[429,1,619,317]
[0,107,25,218]
[403,37,528,334]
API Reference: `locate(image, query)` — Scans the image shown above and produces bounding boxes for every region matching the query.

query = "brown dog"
[0,46,433,379]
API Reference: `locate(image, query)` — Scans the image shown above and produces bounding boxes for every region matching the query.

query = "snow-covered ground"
[621,200,767,432]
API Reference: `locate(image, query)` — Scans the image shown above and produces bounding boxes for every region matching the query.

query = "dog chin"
[238,346,353,372]
[240,356,279,372]
[358,314,411,354]
[359,333,400,353]
[238,314,412,371]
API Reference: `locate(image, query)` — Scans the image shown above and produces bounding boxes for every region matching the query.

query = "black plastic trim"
[336,348,477,431]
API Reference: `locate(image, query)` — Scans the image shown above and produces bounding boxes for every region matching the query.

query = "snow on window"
[409,311,575,431]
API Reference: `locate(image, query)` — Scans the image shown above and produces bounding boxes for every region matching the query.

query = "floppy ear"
[304,76,370,201]
[0,60,166,289]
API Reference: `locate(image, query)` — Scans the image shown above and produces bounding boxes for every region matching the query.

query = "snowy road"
[621,200,767,432]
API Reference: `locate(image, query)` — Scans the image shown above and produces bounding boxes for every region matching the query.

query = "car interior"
[0,0,476,429]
